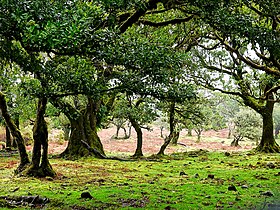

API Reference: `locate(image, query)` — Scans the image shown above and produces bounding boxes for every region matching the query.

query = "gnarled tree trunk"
[24,97,56,177]
[256,101,280,152]
[0,92,30,173]
[53,97,105,159]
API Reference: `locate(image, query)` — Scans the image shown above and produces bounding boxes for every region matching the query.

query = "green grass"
[0,151,279,209]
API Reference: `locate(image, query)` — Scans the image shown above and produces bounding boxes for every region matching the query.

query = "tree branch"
[214,33,280,76]
[119,0,160,33]
[139,15,194,27]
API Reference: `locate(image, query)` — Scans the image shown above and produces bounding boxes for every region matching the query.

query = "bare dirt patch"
[99,127,254,156]
[1,126,254,155]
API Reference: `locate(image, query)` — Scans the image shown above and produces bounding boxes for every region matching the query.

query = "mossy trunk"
[0,92,30,173]
[5,125,11,148]
[24,97,56,177]
[129,117,143,157]
[187,128,192,136]
[275,123,280,138]
[12,115,20,148]
[256,102,280,153]
[58,98,105,159]
[171,131,180,145]
[63,125,71,141]
[61,112,105,158]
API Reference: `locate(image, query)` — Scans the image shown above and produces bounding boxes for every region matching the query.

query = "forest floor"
[0,126,279,209]
[41,126,255,156]
[0,150,279,209]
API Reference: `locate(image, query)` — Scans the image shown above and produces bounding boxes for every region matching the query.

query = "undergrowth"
[0,151,279,209]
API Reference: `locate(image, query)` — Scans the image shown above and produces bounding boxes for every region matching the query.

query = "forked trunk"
[231,135,242,147]
[55,98,105,159]
[0,92,30,173]
[24,97,56,177]
[61,112,105,158]
[157,132,178,156]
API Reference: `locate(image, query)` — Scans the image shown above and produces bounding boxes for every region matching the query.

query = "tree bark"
[157,101,176,155]
[275,123,280,138]
[195,128,202,143]
[129,116,143,157]
[24,97,56,177]
[5,125,11,148]
[187,128,192,136]
[12,115,20,148]
[231,135,242,147]
[256,101,280,152]
[63,125,71,141]
[0,92,30,173]
[52,98,105,159]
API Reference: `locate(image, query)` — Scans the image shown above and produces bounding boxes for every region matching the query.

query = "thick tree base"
[59,148,91,160]
[21,164,56,178]
[131,151,144,158]
[14,163,30,175]
[131,154,144,158]
[255,143,280,153]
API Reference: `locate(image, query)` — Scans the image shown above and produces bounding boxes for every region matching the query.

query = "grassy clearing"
[0,151,279,209]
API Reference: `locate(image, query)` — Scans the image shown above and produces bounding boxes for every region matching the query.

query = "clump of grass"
[0,151,279,209]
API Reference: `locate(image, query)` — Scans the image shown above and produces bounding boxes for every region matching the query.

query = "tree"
[273,104,280,139]
[120,0,280,153]
[186,0,280,152]
[213,94,240,139]
[52,96,108,158]
[112,93,158,157]
[0,92,30,173]
[157,95,209,155]
[232,108,262,147]
[24,97,56,177]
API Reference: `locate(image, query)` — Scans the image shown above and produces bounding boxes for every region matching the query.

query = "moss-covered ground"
[0,150,279,209]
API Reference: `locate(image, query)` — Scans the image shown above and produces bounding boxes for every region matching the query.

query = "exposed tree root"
[15,163,31,175]
[255,143,280,153]
[21,163,56,178]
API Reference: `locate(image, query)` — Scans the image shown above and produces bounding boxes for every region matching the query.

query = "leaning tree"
[183,0,280,152]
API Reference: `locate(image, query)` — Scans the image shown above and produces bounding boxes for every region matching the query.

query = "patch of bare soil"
[6,126,253,155]
[98,127,253,156]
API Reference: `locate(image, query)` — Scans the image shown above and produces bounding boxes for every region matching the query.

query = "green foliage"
[233,108,262,141]
[112,93,158,128]
[0,0,110,53]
